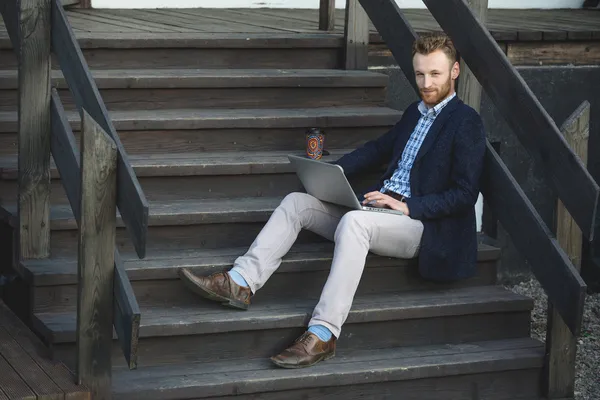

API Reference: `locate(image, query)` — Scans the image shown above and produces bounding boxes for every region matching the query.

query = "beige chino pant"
[231,192,424,338]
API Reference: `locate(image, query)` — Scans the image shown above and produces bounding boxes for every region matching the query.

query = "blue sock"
[308,325,333,342]
[228,269,249,288]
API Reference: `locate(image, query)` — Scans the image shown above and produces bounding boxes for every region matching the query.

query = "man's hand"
[362,191,410,215]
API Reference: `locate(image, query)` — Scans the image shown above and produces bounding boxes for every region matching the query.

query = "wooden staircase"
[0,32,546,399]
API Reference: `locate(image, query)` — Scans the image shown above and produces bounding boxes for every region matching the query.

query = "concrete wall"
[92,0,586,10]
[379,64,600,284]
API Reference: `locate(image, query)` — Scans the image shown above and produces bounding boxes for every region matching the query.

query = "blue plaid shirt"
[381,93,456,198]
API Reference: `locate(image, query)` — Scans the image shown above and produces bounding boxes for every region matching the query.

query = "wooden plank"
[0,354,37,399]
[51,91,141,372]
[545,101,590,399]
[0,301,91,400]
[344,0,369,70]
[481,141,586,336]
[319,0,335,31]
[76,110,117,398]
[422,0,599,241]
[457,0,488,113]
[0,0,19,52]
[50,89,80,218]
[0,326,64,399]
[113,250,140,370]
[18,0,52,259]
[52,0,149,259]
[357,0,419,94]
[507,41,600,66]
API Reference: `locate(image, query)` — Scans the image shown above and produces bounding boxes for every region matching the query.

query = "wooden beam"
[422,0,599,241]
[319,0,335,31]
[0,0,19,53]
[18,0,52,259]
[344,0,369,70]
[357,0,419,94]
[457,0,488,112]
[51,0,149,259]
[51,90,141,371]
[113,250,140,370]
[50,89,80,217]
[481,141,586,336]
[545,101,590,399]
[76,109,117,398]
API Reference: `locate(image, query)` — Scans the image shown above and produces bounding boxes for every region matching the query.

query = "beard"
[420,75,452,107]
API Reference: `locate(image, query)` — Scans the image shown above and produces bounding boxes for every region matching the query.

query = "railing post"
[343,0,369,70]
[319,0,335,31]
[456,0,488,232]
[76,109,118,399]
[18,0,52,259]
[545,101,590,399]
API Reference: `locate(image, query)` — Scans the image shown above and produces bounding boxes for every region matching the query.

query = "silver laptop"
[288,154,404,215]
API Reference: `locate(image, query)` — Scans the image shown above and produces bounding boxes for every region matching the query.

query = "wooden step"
[0,150,379,203]
[0,69,389,111]
[23,242,500,313]
[33,287,533,368]
[108,338,544,400]
[0,107,401,156]
[0,33,344,69]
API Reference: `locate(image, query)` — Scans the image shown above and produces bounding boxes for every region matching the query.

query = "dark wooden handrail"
[51,0,149,259]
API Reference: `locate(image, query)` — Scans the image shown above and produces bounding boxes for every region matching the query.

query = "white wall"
[93,0,586,10]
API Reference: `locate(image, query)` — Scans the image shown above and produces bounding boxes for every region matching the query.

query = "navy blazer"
[334,96,486,281]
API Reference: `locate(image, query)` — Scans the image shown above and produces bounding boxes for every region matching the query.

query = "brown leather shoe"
[270,332,336,369]
[178,269,252,310]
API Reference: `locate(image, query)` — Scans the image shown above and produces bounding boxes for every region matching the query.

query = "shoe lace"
[296,332,315,347]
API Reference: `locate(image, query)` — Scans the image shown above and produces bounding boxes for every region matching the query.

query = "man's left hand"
[362,191,410,215]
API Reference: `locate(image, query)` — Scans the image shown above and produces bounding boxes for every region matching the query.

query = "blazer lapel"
[413,97,461,164]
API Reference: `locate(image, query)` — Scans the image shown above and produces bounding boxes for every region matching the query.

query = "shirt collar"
[418,92,457,118]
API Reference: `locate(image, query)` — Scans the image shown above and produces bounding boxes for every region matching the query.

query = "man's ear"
[451,61,460,80]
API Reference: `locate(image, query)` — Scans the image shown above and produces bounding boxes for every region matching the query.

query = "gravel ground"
[507,279,600,400]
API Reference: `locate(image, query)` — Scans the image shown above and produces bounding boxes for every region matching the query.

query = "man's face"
[413,49,459,107]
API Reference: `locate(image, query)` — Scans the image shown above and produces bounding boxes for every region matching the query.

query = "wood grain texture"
[76,110,117,398]
[50,89,80,217]
[423,0,599,241]
[546,101,590,399]
[0,300,91,400]
[18,0,52,259]
[319,0,335,31]
[113,250,140,370]
[0,326,64,399]
[344,0,369,70]
[52,0,149,258]
[457,0,488,113]
[357,0,419,94]
[481,141,586,336]
[507,41,600,66]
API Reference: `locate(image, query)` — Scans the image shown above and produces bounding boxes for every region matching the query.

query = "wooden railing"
[0,0,148,397]
[352,0,598,398]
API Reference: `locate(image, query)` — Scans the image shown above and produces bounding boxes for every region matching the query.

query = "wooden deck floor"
[0,300,90,399]
[1,8,599,42]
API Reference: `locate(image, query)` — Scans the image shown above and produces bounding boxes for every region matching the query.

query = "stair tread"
[34,286,533,342]
[110,338,544,399]
[20,242,500,286]
[0,107,402,132]
[1,196,285,230]
[0,149,351,179]
[0,69,388,89]
[0,32,345,50]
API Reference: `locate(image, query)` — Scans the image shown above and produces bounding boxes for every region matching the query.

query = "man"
[178,33,486,369]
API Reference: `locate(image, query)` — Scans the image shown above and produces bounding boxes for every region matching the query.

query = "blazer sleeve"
[332,103,419,177]
[406,112,486,220]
